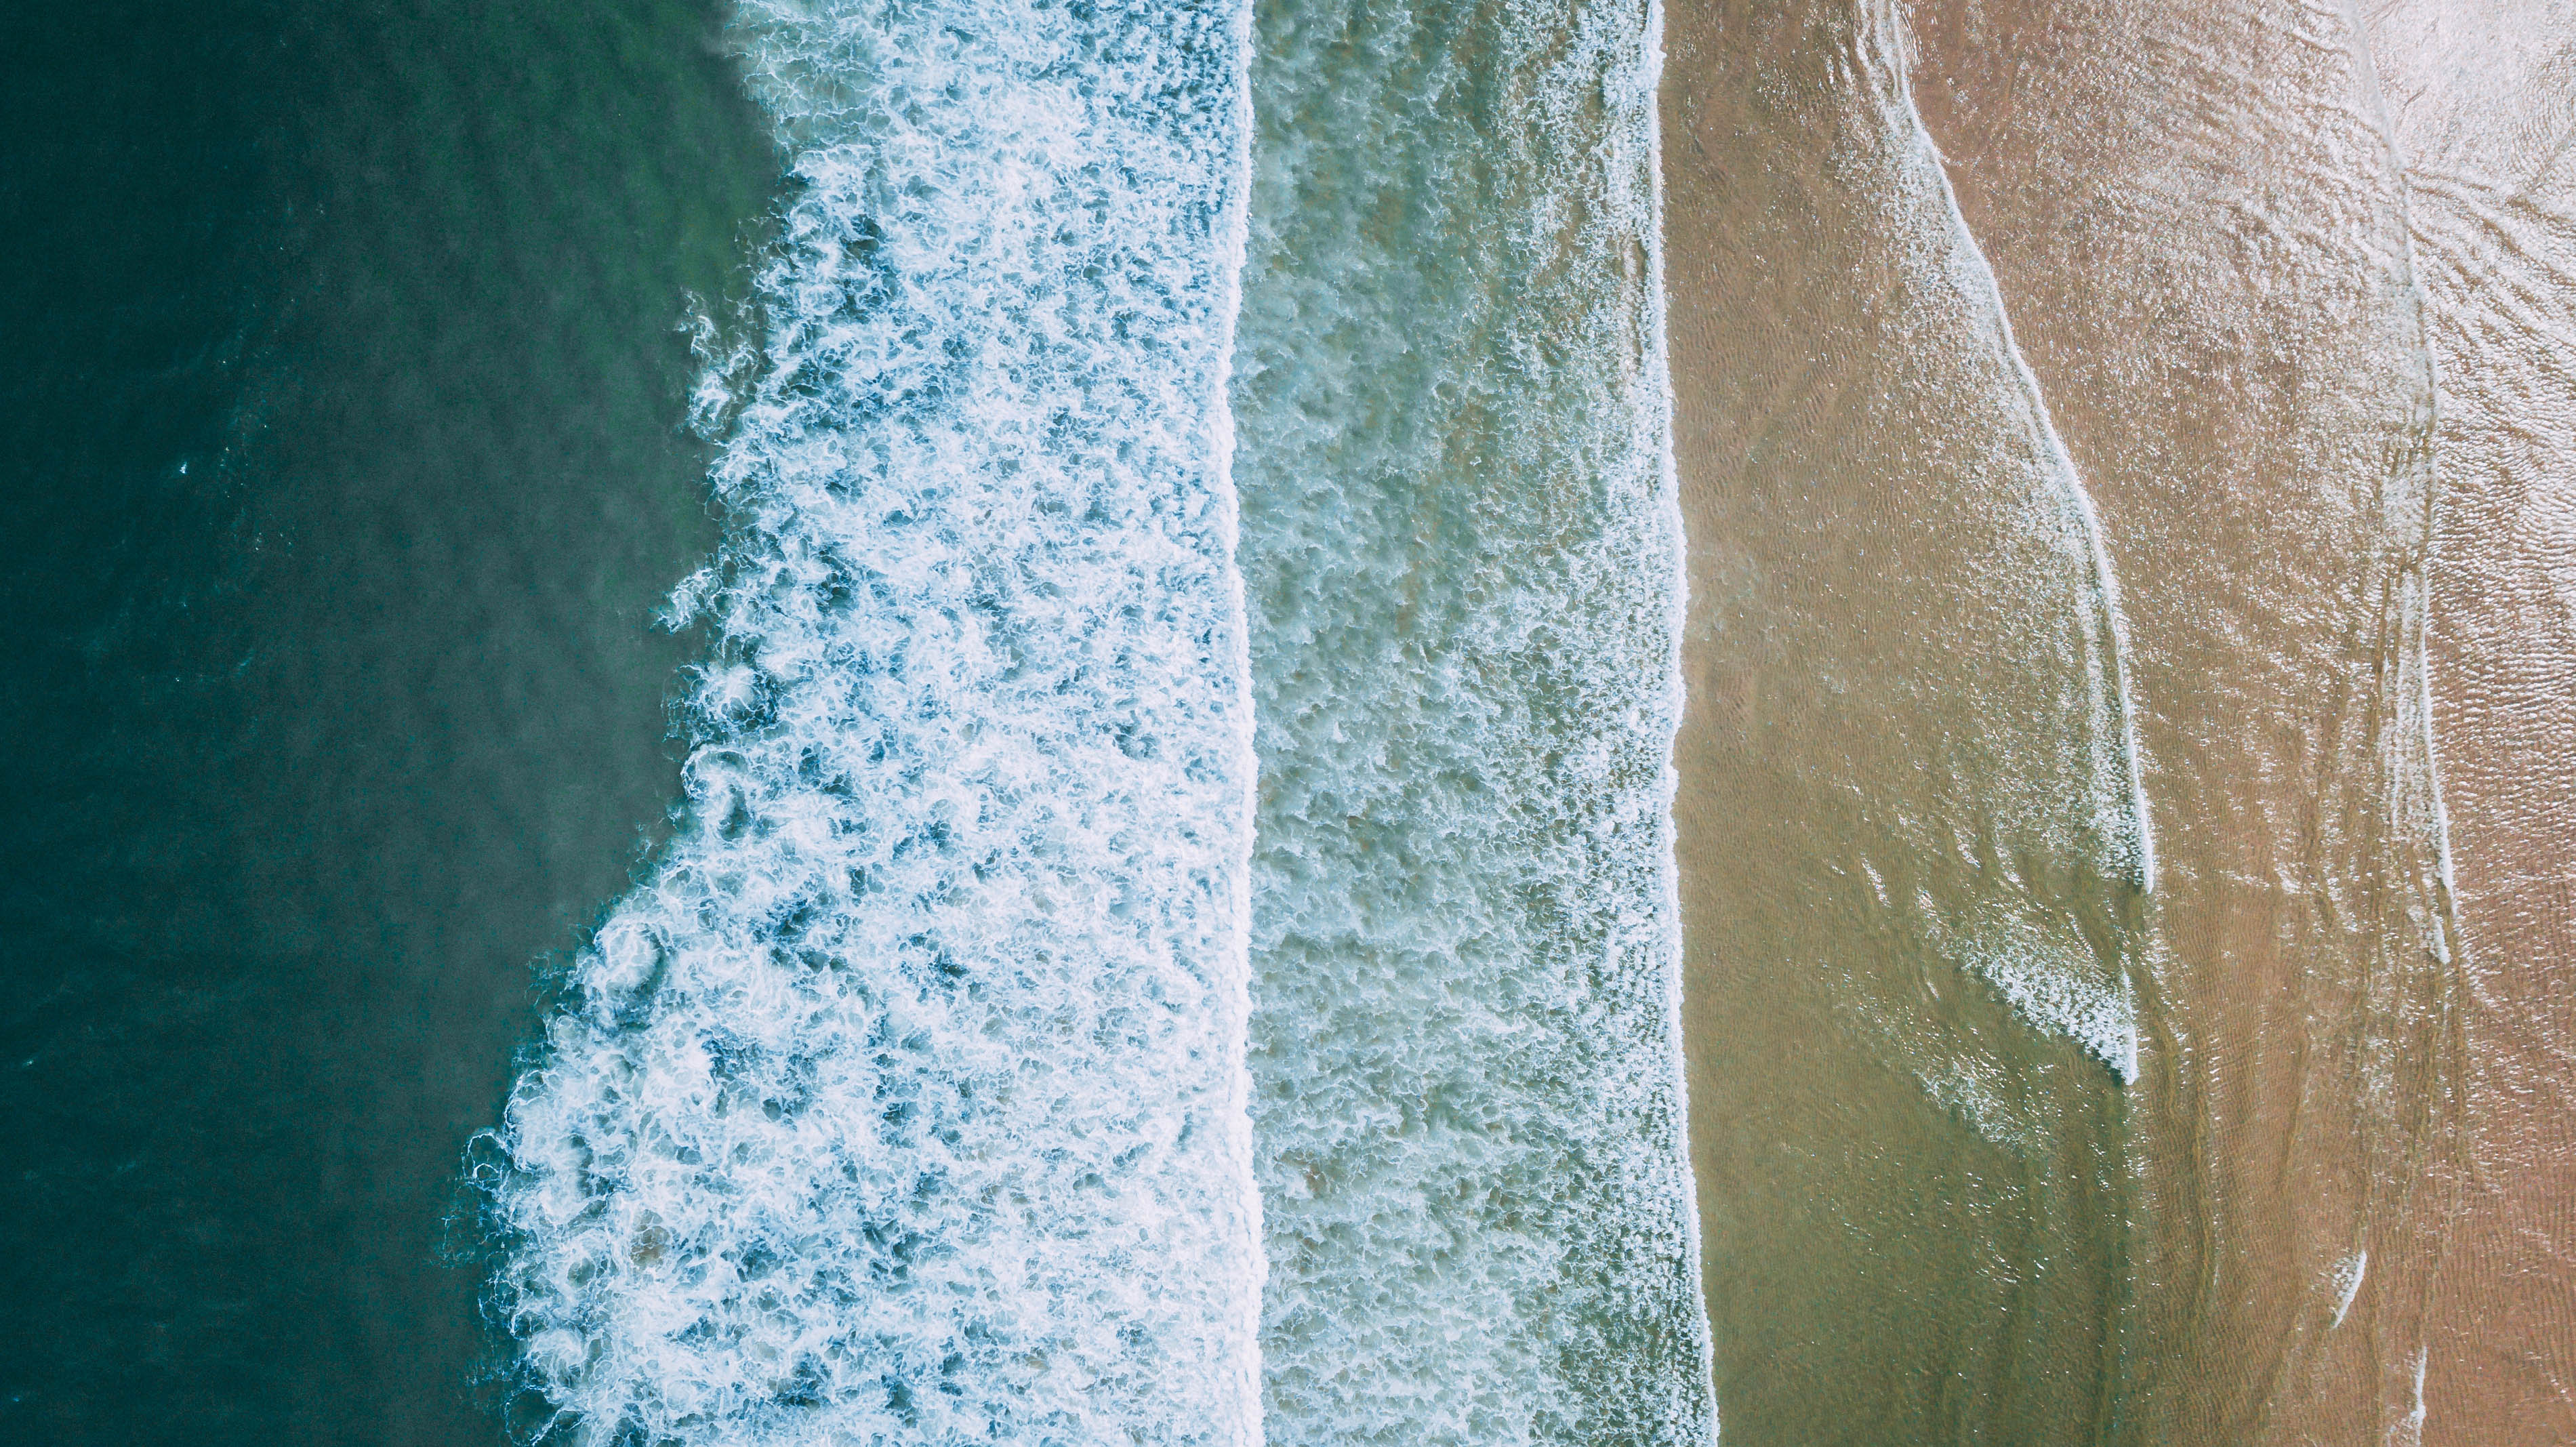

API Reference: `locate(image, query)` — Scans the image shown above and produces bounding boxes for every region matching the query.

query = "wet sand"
[1664,0,2472,1440]
[1898,1,2463,1440]
[1660,5,2137,1441]
[2365,4,2576,1440]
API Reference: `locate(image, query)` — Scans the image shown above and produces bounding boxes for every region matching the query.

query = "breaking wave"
[476,0,1263,1440]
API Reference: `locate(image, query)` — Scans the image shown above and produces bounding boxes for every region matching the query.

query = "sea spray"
[1231,0,1716,1439]
[477,1,1263,1441]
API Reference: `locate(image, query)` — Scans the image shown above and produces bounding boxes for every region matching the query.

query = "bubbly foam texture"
[1902,103,2155,904]
[1948,910,2140,1082]
[481,1,1262,1440]
[1232,0,1715,1440]
[2329,1250,2369,1328]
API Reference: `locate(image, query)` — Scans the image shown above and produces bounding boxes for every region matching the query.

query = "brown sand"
[1659,5,2138,1442]
[1664,0,2472,1440]
[2363,5,2576,1440]
[1895,0,2462,1438]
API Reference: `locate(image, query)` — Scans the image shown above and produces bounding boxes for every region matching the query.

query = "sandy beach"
[2366,3,2576,1438]
[1661,0,2503,1440]
[1660,5,2135,1440]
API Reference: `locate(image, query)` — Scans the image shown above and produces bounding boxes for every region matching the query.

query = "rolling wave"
[478,1,1263,1440]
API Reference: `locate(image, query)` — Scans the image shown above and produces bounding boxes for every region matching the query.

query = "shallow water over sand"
[2362,5,2576,1440]
[1661,1,2576,1441]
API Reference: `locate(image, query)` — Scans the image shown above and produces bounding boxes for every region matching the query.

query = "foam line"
[478,1,1264,1440]
[1231,0,1719,1435]
[1641,0,1725,1432]
[1883,9,2159,899]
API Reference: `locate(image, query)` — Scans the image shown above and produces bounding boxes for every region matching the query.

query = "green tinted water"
[0,3,775,1440]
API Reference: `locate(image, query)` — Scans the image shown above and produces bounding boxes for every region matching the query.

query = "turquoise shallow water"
[7,1,1719,1436]
[16,0,2563,1442]
[477,0,1712,1440]
[41,0,2474,1440]
[484,1,1269,1439]
[1234,0,1711,1438]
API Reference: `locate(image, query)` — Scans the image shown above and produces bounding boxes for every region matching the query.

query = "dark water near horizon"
[0,2,778,1439]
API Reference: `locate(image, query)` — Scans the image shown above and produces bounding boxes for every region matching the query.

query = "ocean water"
[485,0,1714,1438]
[482,1,1267,1442]
[0,2,775,1442]
[18,0,2566,1442]
[1233,0,1714,1442]
[9,0,1715,1438]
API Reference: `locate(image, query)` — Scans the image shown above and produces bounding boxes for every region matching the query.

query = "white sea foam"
[2330,1249,2369,1327]
[478,1,1262,1441]
[1955,919,2140,1082]
[1233,0,1715,1440]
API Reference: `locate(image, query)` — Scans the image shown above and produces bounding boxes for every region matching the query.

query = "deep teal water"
[0,3,777,1440]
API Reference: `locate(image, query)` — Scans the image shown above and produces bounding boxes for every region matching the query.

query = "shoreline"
[1658,0,2490,1440]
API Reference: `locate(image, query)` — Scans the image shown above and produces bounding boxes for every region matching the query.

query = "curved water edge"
[1880,0,2159,1078]
[478,1,1264,1440]
[2357,1,2576,1431]
[473,0,1721,1440]
[1643,0,1726,1434]
[2336,0,2463,947]
[1885,0,2479,1436]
